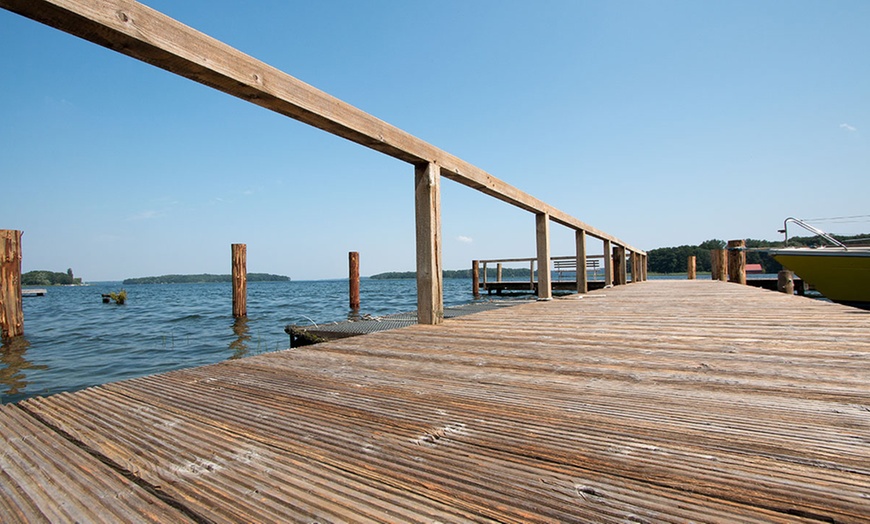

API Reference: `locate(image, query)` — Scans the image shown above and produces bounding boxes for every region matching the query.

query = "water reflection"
[0,335,47,399]
[229,316,251,359]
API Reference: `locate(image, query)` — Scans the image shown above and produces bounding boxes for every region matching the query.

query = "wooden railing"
[1,0,647,324]
[472,253,645,298]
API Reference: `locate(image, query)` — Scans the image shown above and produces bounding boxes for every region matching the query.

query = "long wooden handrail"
[1,0,644,255]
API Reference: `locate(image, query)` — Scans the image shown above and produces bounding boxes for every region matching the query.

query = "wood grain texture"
[415,163,443,325]
[535,213,552,300]
[0,230,23,339]
[4,281,868,522]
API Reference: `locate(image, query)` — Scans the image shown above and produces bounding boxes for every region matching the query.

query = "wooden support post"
[575,229,587,293]
[641,254,648,281]
[472,260,480,298]
[496,263,503,282]
[630,251,639,283]
[535,213,552,300]
[415,162,443,325]
[712,249,727,281]
[231,243,247,318]
[727,240,746,285]
[778,270,795,295]
[1,230,24,339]
[603,239,613,286]
[687,255,697,280]
[349,251,360,310]
[613,245,627,286]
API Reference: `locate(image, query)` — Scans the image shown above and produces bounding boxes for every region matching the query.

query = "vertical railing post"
[349,251,360,310]
[603,239,613,286]
[687,255,697,280]
[575,229,587,293]
[496,263,503,283]
[472,260,480,298]
[629,251,638,283]
[613,245,627,286]
[231,243,247,318]
[1,230,24,339]
[535,213,552,300]
[415,162,443,325]
[727,240,747,285]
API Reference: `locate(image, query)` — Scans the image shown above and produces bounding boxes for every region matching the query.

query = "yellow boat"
[768,247,870,307]
[768,217,870,308]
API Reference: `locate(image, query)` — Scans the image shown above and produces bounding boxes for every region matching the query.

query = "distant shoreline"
[122,273,290,285]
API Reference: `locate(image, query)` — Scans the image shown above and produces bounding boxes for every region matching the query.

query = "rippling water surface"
[1,278,493,404]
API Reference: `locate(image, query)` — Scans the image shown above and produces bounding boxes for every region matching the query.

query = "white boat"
[767,218,870,308]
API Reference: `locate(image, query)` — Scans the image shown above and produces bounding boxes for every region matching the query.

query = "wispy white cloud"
[840,123,857,132]
[243,189,255,195]
[128,210,161,221]
[457,235,473,244]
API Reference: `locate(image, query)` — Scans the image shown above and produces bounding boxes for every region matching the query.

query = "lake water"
[1,274,784,404]
[1,278,518,404]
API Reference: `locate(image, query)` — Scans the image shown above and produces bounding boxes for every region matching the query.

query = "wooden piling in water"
[349,251,360,310]
[727,240,746,285]
[231,243,247,318]
[1,230,23,339]
[687,255,697,280]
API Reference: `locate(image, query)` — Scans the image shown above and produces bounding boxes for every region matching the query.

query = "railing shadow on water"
[0,335,47,402]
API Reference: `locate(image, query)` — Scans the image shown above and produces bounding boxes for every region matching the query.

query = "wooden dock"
[2,280,868,522]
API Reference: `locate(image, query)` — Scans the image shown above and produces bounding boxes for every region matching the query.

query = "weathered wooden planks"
[2,280,868,522]
[0,404,197,523]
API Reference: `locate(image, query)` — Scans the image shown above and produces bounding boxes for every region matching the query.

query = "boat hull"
[770,249,870,306]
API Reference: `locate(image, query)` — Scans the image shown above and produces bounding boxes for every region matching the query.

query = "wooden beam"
[0,0,644,256]
[1,230,24,339]
[415,163,443,325]
[535,213,552,300]
[575,229,587,294]
[602,239,613,286]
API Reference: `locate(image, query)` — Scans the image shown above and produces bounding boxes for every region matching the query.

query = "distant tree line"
[22,269,82,286]
[122,273,290,284]
[647,234,870,274]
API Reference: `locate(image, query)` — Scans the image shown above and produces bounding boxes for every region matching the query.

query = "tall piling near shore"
[1,230,23,339]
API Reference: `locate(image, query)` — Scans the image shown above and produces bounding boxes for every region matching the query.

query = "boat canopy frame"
[780,217,848,249]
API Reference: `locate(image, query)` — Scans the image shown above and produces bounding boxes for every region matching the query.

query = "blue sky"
[2,1,868,281]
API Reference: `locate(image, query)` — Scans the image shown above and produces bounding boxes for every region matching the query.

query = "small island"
[22,269,82,286]
[122,273,290,284]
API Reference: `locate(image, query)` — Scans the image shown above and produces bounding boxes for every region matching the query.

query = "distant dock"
[21,288,46,297]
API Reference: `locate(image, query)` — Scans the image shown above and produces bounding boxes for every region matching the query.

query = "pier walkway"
[2,280,869,522]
